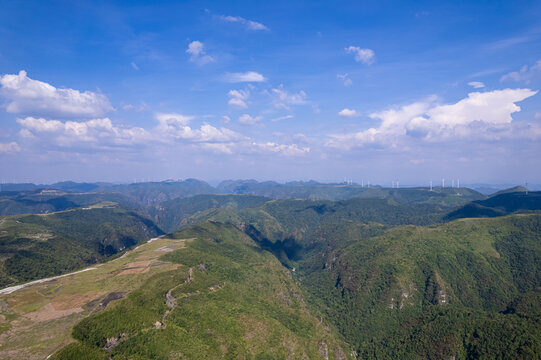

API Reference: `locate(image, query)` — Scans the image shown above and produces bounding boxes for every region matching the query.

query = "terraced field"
[0,236,187,360]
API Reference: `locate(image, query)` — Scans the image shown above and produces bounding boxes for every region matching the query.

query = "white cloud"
[345,46,375,65]
[327,88,538,149]
[249,142,310,156]
[338,108,360,117]
[0,142,20,153]
[122,102,148,112]
[238,114,262,125]
[0,70,114,118]
[223,72,266,83]
[16,112,246,151]
[222,115,231,124]
[17,116,150,147]
[155,113,241,142]
[155,112,193,127]
[501,59,541,83]
[468,81,485,89]
[271,85,307,110]
[186,41,214,65]
[218,15,268,31]
[131,62,139,70]
[271,114,294,122]
[227,89,250,108]
[337,73,352,86]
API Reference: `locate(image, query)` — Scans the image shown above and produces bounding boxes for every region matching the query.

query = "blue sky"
[0,0,540,185]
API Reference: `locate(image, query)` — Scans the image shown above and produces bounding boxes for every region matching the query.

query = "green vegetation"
[148,194,270,233]
[0,203,162,287]
[446,191,541,220]
[52,222,350,359]
[217,180,485,203]
[297,214,541,358]
[3,184,541,359]
[0,190,140,216]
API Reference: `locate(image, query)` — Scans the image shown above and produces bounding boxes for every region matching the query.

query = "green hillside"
[446,191,541,220]
[0,190,141,216]
[217,180,485,203]
[0,203,163,287]
[97,179,217,205]
[297,214,541,358]
[51,221,351,360]
[148,194,270,233]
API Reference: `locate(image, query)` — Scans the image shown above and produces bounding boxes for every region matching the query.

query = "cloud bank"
[0,71,114,118]
[327,88,539,149]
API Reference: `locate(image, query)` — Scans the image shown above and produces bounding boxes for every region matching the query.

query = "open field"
[0,236,188,360]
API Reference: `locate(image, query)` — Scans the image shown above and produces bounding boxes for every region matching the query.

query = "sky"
[0,0,540,185]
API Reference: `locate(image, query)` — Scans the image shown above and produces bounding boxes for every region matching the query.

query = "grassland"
[0,235,186,360]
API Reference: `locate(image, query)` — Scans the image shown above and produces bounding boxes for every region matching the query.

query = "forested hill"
[51,221,352,360]
[0,190,140,216]
[296,213,541,358]
[0,202,162,287]
[2,179,488,205]
[147,194,270,233]
[446,190,541,220]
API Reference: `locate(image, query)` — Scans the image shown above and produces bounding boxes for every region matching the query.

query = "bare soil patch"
[116,261,152,276]
[51,292,106,311]
[24,303,83,322]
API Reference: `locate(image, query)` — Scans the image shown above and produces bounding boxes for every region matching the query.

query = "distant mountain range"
[2,181,541,359]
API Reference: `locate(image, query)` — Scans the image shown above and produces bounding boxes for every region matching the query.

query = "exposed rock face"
[317,340,329,360]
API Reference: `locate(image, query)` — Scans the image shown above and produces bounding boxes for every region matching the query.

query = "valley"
[0,182,540,359]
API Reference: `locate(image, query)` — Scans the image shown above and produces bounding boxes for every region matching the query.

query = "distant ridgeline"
[2,181,541,359]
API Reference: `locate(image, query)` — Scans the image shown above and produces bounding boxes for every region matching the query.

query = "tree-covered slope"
[446,191,541,220]
[217,180,485,204]
[298,214,541,358]
[0,203,163,287]
[51,221,352,360]
[188,197,458,270]
[97,179,218,205]
[148,194,270,233]
[0,190,140,216]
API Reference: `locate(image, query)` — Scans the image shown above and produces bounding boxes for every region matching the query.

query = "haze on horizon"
[0,0,540,185]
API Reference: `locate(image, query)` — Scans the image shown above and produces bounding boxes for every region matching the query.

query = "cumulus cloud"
[238,114,262,125]
[327,88,538,149]
[223,72,266,83]
[218,15,268,31]
[17,116,150,148]
[155,113,242,142]
[271,85,307,110]
[186,41,214,65]
[227,89,250,108]
[0,142,20,153]
[338,108,360,117]
[468,81,485,89]
[345,46,375,65]
[501,59,541,83]
[337,73,352,86]
[0,70,114,118]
